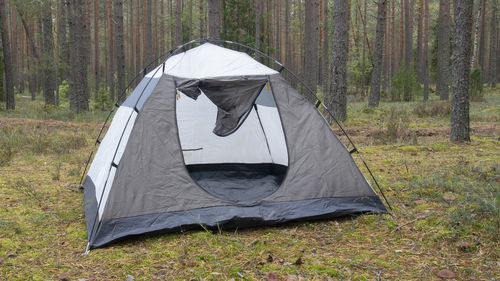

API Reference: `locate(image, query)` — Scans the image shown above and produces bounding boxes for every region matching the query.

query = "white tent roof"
[154,43,278,79]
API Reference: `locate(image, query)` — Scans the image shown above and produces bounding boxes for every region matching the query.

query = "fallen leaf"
[266,272,280,281]
[437,269,455,279]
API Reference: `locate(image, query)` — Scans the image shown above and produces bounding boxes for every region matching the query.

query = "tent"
[82,42,388,250]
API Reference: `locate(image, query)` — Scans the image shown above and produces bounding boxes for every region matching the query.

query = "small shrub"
[93,83,113,111]
[371,107,417,144]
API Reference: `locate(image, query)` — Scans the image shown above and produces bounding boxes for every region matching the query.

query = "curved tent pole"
[79,39,391,220]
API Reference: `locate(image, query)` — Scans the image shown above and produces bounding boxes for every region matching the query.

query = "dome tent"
[82,41,389,251]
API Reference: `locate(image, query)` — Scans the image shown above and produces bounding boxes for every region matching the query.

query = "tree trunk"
[399,0,404,68]
[136,0,141,72]
[175,0,182,45]
[450,0,472,142]
[361,0,367,97]
[416,0,423,81]
[94,0,100,91]
[478,0,487,75]
[329,0,349,121]
[471,0,482,68]
[368,0,387,107]
[0,0,14,109]
[423,0,430,101]
[68,0,90,112]
[208,0,220,39]
[106,0,115,101]
[200,0,205,38]
[488,0,497,87]
[437,0,451,100]
[160,0,165,53]
[145,0,153,64]
[304,0,320,92]
[321,0,329,94]
[41,0,56,105]
[114,0,126,104]
[255,0,261,53]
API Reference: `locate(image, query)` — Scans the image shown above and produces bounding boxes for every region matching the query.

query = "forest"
[0,0,499,280]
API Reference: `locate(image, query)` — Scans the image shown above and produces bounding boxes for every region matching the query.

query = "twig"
[391,213,433,233]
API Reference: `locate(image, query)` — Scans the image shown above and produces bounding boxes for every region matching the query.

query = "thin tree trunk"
[145,0,153,64]
[0,0,14,109]
[160,0,165,53]
[321,0,329,94]
[399,0,404,68]
[450,0,473,142]
[106,0,115,101]
[329,0,349,121]
[361,0,367,97]
[200,0,205,38]
[255,0,261,55]
[368,0,387,107]
[114,0,126,103]
[189,0,193,40]
[416,0,423,81]
[175,0,182,45]
[136,0,141,72]
[423,0,430,101]
[488,0,497,87]
[437,0,451,100]
[208,0,220,39]
[304,0,320,92]
[41,0,56,105]
[94,0,100,91]
[478,0,487,75]
[471,0,482,68]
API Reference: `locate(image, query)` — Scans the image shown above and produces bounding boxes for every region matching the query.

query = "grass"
[0,89,499,280]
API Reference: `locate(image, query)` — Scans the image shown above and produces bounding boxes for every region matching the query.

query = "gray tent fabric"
[82,45,388,249]
[176,76,268,136]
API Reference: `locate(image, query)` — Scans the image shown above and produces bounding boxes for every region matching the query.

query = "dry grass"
[0,90,499,280]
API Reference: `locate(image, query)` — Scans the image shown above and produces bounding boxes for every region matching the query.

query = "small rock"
[414,199,427,205]
[58,273,70,281]
[265,272,280,281]
[437,269,455,279]
[283,261,292,266]
[443,194,456,201]
[126,275,135,281]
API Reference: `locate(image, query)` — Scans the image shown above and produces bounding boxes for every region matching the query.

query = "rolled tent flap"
[176,76,268,136]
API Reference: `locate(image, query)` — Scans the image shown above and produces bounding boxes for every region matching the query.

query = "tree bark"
[106,0,115,101]
[41,0,56,105]
[423,0,430,101]
[361,0,367,97]
[478,0,487,75]
[68,0,90,112]
[175,0,182,45]
[0,0,14,109]
[255,0,261,53]
[368,0,387,107]
[145,0,153,64]
[437,0,451,100]
[471,0,482,68]
[488,0,497,87]
[114,0,126,103]
[304,0,320,92]
[208,0,220,39]
[450,0,473,142]
[200,0,205,38]
[329,0,349,121]
[94,0,100,91]
[321,0,329,94]
[416,0,423,81]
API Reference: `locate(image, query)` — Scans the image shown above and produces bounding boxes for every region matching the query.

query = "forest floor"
[0,89,499,280]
